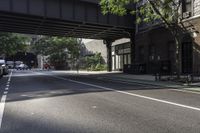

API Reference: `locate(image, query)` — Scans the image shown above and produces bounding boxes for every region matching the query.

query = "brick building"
[134,0,200,74]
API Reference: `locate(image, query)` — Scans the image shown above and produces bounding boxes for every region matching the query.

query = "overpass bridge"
[0,0,135,71]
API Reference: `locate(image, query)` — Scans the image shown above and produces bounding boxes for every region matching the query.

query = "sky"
[82,39,94,43]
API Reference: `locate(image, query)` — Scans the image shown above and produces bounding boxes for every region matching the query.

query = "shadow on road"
[5,73,170,103]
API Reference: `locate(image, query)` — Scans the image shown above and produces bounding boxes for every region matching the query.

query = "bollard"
[158,73,161,81]
[187,74,192,85]
[155,73,157,81]
[155,73,160,81]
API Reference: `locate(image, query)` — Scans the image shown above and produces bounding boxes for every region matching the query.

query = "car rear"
[0,60,9,75]
[0,65,3,78]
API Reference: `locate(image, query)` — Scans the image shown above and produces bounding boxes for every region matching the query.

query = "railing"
[123,64,146,74]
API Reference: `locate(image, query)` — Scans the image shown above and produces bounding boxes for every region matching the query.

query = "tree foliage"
[0,32,30,57]
[100,0,181,26]
[81,52,106,71]
[32,37,80,56]
[31,36,81,68]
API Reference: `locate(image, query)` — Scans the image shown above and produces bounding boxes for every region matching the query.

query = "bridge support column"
[130,32,136,65]
[104,40,113,72]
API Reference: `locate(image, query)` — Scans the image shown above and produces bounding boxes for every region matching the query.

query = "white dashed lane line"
[0,70,13,128]
[47,74,200,112]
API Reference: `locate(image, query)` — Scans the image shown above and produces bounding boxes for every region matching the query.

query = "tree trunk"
[147,0,182,78]
[174,36,181,79]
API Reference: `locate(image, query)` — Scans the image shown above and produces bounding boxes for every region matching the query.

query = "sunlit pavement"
[0,70,200,133]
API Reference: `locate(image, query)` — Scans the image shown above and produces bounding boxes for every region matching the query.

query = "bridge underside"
[0,0,135,40]
[0,0,135,72]
[0,11,131,40]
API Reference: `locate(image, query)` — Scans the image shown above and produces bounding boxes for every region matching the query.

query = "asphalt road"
[1,70,200,133]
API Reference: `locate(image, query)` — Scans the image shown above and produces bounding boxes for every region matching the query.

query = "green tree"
[31,36,51,56]
[82,52,106,71]
[31,36,81,69]
[0,32,30,57]
[100,0,184,77]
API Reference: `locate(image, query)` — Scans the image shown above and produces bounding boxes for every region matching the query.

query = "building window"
[128,54,131,64]
[182,0,192,13]
[139,46,145,62]
[149,45,155,61]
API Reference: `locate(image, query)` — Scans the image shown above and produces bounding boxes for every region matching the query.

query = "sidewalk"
[49,70,183,87]
[96,73,184,88]
[96,73,200,92]
[45,70,200,92]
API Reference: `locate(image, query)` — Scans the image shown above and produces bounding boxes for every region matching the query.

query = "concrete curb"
[43,70,200,92]
[181,87,200,92]
[98,76,200,92]
[98,76,183,88]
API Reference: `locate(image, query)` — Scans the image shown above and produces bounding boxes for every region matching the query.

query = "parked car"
[0,60,9,75]
[0,65,3,78]
[6,61,14,69]
[16,64,29,70]
[14,61,23,68]
[1,64,9,75]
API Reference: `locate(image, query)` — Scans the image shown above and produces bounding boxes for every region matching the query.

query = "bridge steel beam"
[0,0,135,40]
[104,39,113,72]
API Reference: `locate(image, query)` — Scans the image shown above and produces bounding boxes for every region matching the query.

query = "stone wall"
[190,17,200,73]
[194,0,200,16]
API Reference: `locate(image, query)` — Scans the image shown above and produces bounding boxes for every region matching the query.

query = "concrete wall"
[83,38,131,66]
[83,40,107,63]
[37,55,48,69]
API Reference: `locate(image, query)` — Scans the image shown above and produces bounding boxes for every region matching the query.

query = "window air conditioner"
[183,12,191,19]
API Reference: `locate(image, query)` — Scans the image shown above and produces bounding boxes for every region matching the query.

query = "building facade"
[82,0,200,74]
[134,0,200,74]
[111,39,131,71]
[83,38,131,71]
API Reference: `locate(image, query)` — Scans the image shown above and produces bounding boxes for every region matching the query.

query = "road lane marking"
[94,76,200,96]
[3,92,8,95]
[170,89,200,95]
[0,95,7,104]
[0,95,7,128]
[49,75,200,112]
[0,70,13,128]
[100,78,160,88]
